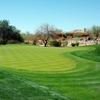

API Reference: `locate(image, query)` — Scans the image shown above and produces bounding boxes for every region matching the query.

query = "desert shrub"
[24,41,29,44]
[8,40,21,44]
[49,40,61,47]
[49,40,54,46]
[33,40,37,45]
[71,43,76,47]
[76,42,79,46]
[71,42,79,47]
[61,40,68,46]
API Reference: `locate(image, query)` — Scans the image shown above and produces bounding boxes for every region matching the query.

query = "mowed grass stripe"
[0,45,75,71]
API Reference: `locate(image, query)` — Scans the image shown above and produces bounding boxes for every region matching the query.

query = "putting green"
[0,45,76,71]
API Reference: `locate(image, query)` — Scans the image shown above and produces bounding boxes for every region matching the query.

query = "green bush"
[49,40,61,47]
[76,42,79,46]
[33,40,37,45]
[71,43,76,47]
[71,42,79,47]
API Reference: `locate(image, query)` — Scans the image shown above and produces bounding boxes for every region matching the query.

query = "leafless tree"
[86,25,100,44]
[36,23,55,47]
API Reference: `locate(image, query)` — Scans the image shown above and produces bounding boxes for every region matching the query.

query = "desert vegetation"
[0,19,100,100]
[0,20,100,47]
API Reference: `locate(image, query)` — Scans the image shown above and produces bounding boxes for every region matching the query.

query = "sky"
[0,0,100,33]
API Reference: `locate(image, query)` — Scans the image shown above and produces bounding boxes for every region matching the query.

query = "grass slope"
[71,45,100,62]
[0,70,69,100]
[0,44,100,100]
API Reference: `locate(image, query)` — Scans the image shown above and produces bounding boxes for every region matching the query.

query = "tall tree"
[11,28,23,42]
[36,23,55,47]
[0,20,10,44]
[0,20,23,44]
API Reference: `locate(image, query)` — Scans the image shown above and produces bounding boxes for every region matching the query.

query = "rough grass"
[0,70,69,100]
[0,44,100,100]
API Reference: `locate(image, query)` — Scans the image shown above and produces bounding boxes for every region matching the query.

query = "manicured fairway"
[0,44,100,100]
[0,45,75,71]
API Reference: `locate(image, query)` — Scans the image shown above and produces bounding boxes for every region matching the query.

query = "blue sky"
[0,0,100,33]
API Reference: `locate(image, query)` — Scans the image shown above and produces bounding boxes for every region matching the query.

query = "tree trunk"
[44,40,47,47]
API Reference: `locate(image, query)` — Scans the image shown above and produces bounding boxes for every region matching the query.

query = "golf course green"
[0,44,100,100]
